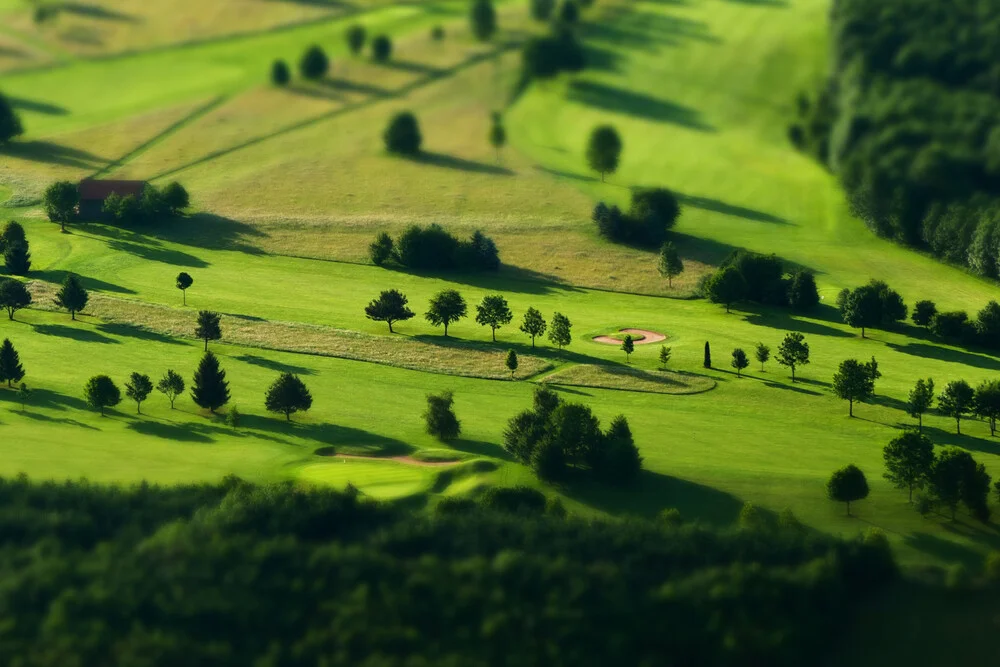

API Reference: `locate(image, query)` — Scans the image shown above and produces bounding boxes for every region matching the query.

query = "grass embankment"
[541,364,715,395]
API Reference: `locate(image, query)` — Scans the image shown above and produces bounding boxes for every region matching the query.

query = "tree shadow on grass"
[16,409,99,430]
[677,193,789,224]
[903,528,1000,569]
[408,151,514,176]
[32,269,137,294]
[723,0,788,6]
[233,414,412,455]
[381,59,444,76]
[446,438,515,462]
[0,387,90,412]
[920,425,998,456]
[234,354,316,376]
[320,77,390,97]
[0,140,105,169]
[409,334,608,368]
[58,2,140,21]
[82,215,267,256]
[385,263,581,295]
[714,368,821,395]
[886,341,1000,372]
[583,9,718,51]
[743,308,853,339]
[95,322,184,345]
[105,239,209,268]
[533,164,600,183]
[8,96,69,115]
[567,80,714,131]
[668,232,743,267]
[32,323,120,344]
[127,419,214,443]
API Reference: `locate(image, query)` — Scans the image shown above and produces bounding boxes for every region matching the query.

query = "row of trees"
[0,273,88,321]
[704,251,820,313]
[904,376,1000,436]
[43,180,189,229]
[272,30,398,87]
[710,333,811,381]
[592,187,682,247]
[369,224,500,272]
[911,298,1000,350]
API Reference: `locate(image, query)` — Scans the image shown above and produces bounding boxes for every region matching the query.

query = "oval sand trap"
[592,329,667,345]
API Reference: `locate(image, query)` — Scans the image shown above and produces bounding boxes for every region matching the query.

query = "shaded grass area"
[541,363,716,395]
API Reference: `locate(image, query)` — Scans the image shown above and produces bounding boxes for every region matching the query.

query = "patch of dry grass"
[541,364,716,395]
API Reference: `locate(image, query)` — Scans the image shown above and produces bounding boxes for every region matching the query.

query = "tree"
[372,35,392,62]
[0,92,23,145]
[839,280,907,338]
[0,338,24,387]
[84,375,121,416]
[600,415,642,485]
[548,312,572,349]
[195,311,222,350]
[18,383,30,411]
[384,112,422,155]
[299,45,329,80]
[519,307,546,348]
[755,343,770,371]
[125,372,153,415]
[883,432,934,503]
[865,356,881,396]
[270,59,290,86]
[703,341,711,368]
[832,359,874,417]
[265,373,313,421]
[787,271,819,311]
[705,266,745,313]
[530,0,555,21]
[657,241,684,288]
[424,391,460,440]
[191,351,230,413]
[171,272,193,307]
[369,232,394,266]
[776,332,809,381]
[975,300,1000,349]
[907,378,935,432]
[365,290,414,333]
[475,294,512,342]
[425,289,467,336]
[161,182,189,215]
[827,464,869,516]
[558,0,579,24]
[42,181,79,232]
[346,24,366,55]
[49,273,88,322]
[0,220,25,250]
[0,278,31,320]
[731,348,749,377]
[156,369,185,409]
[659,345,671,370]
[431,25,445,41]
[586,125,622,182]
[912,300,937,327]
[470,0,497,41]
[930,448,980,521]
[505,349,518,379]
[4,240,30,276]
[974,379,1000,436]
[488,112,506,162]
[938,379,974,434]
[621,335,635,363]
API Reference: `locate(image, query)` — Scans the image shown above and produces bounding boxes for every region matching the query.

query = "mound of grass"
[541,364,716,395]
[297,459,435,499]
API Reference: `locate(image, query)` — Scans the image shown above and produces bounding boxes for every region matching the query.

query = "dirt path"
[592,329,667,345]
[319,452,461,467]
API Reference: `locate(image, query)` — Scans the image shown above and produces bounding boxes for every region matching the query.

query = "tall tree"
[755,343,770,371]
[84,375,121,416]
[600,415,643,485]
[195,311,222,350]
[176,272,193,306]
[938,379,974,434]
[0,278,31,320]
[547,312,572,349]
[705,266,745,313]
[125,372,153,415]
[0,92,23,145]
[827,464,869,516]
[425,289,467,336]
[475,294,513,342]
[4,240,30,276]
[621,335,635,363]
[156,369,185,409]
[586,125,622,182]
[731,348,749,377]
[911,300,937,327]
[833,358,875,417]
[657,241,684,288]
[519,307,547,348]
[191,351,230,413]
[974,379,1000,436]
[366,290,415,334]
[787,270,820,311]
[882,432,934,503]
[54,273,88,320]
[265,373,313,421]
[0,338,25,387]
[469,0,497,41]
[776,332,809,381]
[42,181,79,232]
[907,378,935,432]
[346,24,366,55]
[161,182,189,215]
[703,341,711,368]
[659,345,671,370]
[505,349,519,379]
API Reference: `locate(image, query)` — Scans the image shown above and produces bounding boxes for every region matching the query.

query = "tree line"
[369,225,500,272]
[703,250,819,313]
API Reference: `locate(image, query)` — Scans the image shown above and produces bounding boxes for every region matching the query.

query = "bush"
[593,188,681,247]
[721,250,787,306]
[431,25,445,41]
[270,59,290,86]
[386,224,499,272]
[931,310,975,342]
[369,232,394,266]
[299,45,329,80]
[384,111,422,155]
[658,508,683,527]
[372,35,392,62]
[424,391,460,441]
[346,24,366,55]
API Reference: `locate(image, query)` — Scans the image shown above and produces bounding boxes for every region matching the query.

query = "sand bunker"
[592,328,667,345]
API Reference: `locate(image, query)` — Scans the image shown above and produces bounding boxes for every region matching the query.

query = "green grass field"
[1,0,999,576]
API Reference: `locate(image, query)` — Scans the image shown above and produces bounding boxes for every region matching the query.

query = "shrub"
[270,60,290,86]
[911,300,937,327]
[346,24,366,55]
[384,112,422,155]
[388,225,499,272]
[369,232,394,266]
[424,391,460,441]
[372,35,392,62]
[931,310,975,342]
[593,188,681,247]
[299,45,329,80]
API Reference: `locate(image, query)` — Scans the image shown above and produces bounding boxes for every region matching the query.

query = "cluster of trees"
[42,180,189,228]
[792,0,1000,276]
[836,280,906,337]
[503,387,643,484]
[592,187,682,246]
[345,25,394,63]
[521,0,589,82]
[0,92,23,145]
[911,298,1000,350]
[704,250,819,313]
[271,30,396,87]
[0,475,897,666]
[904,376,1000,437]
[0,221,30,276]
[369,224,500,272]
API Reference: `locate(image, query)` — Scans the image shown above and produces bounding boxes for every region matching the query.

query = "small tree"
[703,341,711,368]
[85,375,121,416]
[530,0,555,21]
[827,464,870,516]
[548,312,572,349]
[384,112,422,155]
[470,0,497,41]
[519,307,547,348]
[431,25,445,41]
[265,373,313,421]
[270,59,290,86]
[706,266,745,313]
[586,125,622,182]
[488,112,506,162]
[425,289,467,336]
[191,351,230,413]
[912,300,937,327]
[974,379,1000,436]
[346,24,366,55]
[161,182,189,215]
[371,35,392,62]
[905,378,934,433]
[505,349,519,379]
[4,239,30,276]
[156,369,185,409]
[755,342,770,371]
[176,272,193,305]
[659,345,671,370]
[883,432,934,503]
[43,181,79,232]
[0,92,23,145]
[18,383,30,411]
[195,310,222,350]
[833,358,875,417]
[475,294,513,342]
[776,332,809,381]
[0,279,31,320]
[731,348,749,377]
[657,241,684,288]
[939,379,975,434]
[299,45,329,80]
[369,232,395,266]
[365,289,415,333]
[226,405,241,429]
[125,372,153,414]
[424,391,460,440]
[621,335,635,363]
[53,273,88,320]
[0,338,25,387]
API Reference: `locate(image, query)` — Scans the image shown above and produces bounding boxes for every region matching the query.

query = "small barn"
[78,178,147,220]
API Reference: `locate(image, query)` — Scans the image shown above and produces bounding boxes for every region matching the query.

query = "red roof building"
[78,179,147,219]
